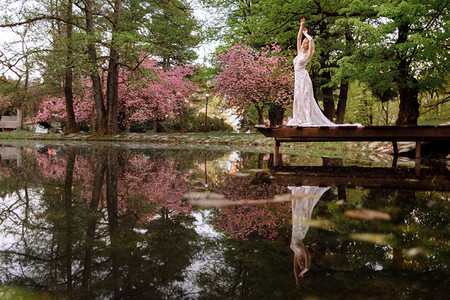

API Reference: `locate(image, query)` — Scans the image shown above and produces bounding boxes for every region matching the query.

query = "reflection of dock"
[0,146,22,167]
[263,165,450,192]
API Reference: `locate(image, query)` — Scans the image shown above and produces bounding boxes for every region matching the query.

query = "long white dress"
[287,52,360,127]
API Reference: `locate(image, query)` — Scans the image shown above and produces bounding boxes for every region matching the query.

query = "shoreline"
[1,130,443,167]
[0,130,389,150]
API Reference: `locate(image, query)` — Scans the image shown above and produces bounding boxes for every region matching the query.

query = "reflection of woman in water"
[290,186,330,289]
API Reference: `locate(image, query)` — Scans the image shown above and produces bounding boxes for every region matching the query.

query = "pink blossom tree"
[36,57,196,131]
[120,58,196,131]
[35,93,92,125]
[214,43,293,125]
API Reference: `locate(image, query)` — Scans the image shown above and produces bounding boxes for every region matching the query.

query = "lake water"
[0,142,448,299]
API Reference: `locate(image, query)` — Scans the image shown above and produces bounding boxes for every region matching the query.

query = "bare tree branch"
[0,15,86,31]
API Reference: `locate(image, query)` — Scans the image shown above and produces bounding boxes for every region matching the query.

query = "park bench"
[0,109,22,131]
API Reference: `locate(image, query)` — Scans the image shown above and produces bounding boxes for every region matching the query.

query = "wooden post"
[392,141,398,156]
[16,108,22,130]
[415,140,421,160]
[415,140,421,176]
[392,140,398,167]
[274,140,280,167]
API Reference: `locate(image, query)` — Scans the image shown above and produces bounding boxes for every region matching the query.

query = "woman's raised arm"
[297,18,305,54]
[303,29,315,60]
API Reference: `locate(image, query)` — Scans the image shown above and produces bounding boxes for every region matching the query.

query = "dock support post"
[415,140,421,175]
[392,141,398,167]
[274,140,280,167]
[415,140,421,160]
[392,141,398,156]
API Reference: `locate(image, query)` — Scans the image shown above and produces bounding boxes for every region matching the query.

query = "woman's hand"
[302,27,308,33]
[300,18,305,25]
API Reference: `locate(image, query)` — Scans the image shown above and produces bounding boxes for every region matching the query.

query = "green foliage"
[169,106,198,133]
[0,285,47,300]
[192,112,234,132]
[205,0,449,124]
[1,0,204,133]
[337,0,449,124]
[122,0,202,66]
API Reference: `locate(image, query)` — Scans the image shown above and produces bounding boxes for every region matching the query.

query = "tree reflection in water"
[0,146,200,299]
[0,145,447,299]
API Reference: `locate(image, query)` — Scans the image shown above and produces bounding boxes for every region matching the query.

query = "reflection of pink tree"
[0,166,12,179]
[34,150,193,221]
[34,151,96,203]
[212,176,291,240]
[34,152,93,182]
[119,155,192,220]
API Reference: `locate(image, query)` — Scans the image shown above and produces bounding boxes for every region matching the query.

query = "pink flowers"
[121,58,196,125]
[212,175,291,240]
[214,43,293,121]
[36,57,196,127]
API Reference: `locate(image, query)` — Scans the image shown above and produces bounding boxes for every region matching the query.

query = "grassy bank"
[0,129,394,157]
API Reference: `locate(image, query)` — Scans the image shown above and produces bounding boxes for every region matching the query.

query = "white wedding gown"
[287,52,360,127]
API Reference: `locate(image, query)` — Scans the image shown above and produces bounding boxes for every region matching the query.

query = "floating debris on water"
[345,209,391,220]
[184,192,318,208]
[349,233,394,245]
[230,172,252,177]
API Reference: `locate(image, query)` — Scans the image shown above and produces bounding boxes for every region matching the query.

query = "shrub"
[191,113,234,132]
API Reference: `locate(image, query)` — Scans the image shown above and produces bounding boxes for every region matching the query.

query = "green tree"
[0,0,203,133]
[202,0,363,122]
[338,0,449,125]
[203,0,449,125]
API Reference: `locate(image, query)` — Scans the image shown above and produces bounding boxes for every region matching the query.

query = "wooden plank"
[255,125,450,142]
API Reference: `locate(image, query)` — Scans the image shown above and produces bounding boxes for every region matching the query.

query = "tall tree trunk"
[396,75,419,126]
[256,105,265,125]
[322,71,335,121]
[317,22,335,121]
[268,105,284,126]
[336,81,349,124]
[84,0,107,133]
[106,0,121,134]
[64,0,78,133]
[395,22,419,126]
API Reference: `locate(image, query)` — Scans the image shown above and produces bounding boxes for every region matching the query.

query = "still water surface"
[0,142,448,299]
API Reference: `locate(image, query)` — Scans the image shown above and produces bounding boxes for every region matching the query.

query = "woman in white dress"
[287,18,336,126]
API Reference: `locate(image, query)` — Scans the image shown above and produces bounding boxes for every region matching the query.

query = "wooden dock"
[255,125,450,166]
